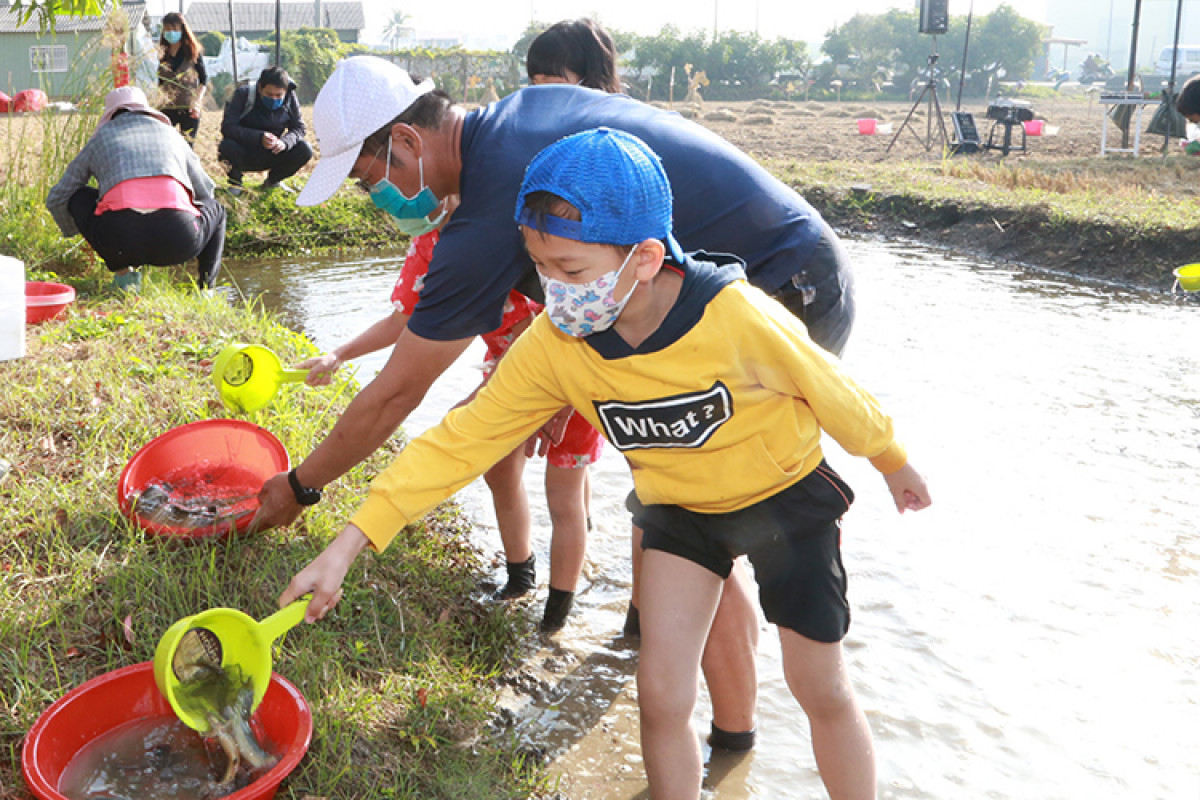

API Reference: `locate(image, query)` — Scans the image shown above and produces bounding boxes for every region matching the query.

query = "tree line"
[13,0,1046,103]
[513,4,1044,102]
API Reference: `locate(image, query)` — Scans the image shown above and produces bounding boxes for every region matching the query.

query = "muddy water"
[230,242,1200,799]
[57,716,251,799]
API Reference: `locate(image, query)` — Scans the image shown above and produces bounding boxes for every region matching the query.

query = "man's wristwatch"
[287,468,322,506]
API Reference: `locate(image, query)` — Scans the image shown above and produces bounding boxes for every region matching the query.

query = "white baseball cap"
[297,56,434,207]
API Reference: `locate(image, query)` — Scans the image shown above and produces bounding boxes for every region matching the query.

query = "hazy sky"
[146,1,1048,50]
[365,0,1049,49]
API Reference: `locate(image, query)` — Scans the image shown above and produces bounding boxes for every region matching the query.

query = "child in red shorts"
[300,226,603,631]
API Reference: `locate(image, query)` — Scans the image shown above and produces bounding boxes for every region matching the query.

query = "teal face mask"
[260,95,285,111]
[368,138,447,237]
[163,30,182,44]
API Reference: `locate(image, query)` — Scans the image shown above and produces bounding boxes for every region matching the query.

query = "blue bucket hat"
[515,127,684,262]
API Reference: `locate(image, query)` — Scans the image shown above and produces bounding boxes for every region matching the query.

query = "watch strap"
[287,468,322,506]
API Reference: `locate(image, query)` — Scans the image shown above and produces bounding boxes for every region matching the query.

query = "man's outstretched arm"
[252,327,473,531]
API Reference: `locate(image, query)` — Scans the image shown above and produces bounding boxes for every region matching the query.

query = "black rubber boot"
[493,554,536,600]
[540,588,575,632]
[707,723,757,752]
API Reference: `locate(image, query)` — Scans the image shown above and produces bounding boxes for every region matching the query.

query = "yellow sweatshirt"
[350,267,906,553]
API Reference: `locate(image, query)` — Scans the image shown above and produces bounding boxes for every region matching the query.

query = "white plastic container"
[0,255,26,361]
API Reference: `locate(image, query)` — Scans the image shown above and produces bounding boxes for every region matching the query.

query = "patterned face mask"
[538,245,638,337]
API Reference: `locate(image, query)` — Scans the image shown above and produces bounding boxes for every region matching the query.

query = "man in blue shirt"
[258,55,857,753]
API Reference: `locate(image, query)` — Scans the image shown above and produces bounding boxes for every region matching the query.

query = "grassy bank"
[769,155,1200,287]
[0,279,544,799]
[0,106,393,279]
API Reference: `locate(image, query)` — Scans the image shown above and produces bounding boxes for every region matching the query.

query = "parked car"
[1155,45,1200,78]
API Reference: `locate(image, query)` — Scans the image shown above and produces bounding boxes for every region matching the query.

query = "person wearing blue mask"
[156,12,206,147]
[217,66,313,196]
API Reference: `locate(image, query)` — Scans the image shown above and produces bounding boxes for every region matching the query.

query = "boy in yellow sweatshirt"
[279,127,931,800]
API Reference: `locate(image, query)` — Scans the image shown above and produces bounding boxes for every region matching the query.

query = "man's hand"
[261,132,285,153]
[278,525,370,622]
[250,471,303,532]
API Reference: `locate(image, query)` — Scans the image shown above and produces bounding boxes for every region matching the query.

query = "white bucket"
[0,255,26,361]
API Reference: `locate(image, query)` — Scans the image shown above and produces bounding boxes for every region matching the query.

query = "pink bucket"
[856,118,877,135]
[1023,119,1044,136]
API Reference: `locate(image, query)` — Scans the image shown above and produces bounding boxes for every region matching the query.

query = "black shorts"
[629,461,855,643]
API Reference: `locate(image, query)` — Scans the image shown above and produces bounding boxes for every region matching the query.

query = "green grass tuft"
[0,278,544,799]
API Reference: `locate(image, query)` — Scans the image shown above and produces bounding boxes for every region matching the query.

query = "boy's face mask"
[260,94,285,110]
[163,30,182,44]
[537,245,638,337]
[368,137,447,237]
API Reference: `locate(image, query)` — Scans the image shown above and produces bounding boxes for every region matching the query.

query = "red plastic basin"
[26,281,75,324]
[22,661,312,800]
[12,88,48,113]
[117,419,290,539]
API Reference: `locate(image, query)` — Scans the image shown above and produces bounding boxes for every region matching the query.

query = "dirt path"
[689,95,1184,169]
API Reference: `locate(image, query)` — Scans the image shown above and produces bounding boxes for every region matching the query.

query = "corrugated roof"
[184,2,364,33]
[0,3,145,34]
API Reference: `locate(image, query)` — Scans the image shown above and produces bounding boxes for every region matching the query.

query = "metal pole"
[956,0,975,111]
[1126,0,1142,91]
[1163,0,1185,155]
[274,0,281,66]
[1122,0,1143,150]
[227,0,239,83]
[1106,0,1115,60]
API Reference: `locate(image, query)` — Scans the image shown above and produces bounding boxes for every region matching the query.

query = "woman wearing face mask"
[217,66,313,196]
[156,12,206,147]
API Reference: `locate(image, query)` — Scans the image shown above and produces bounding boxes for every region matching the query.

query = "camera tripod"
[887,46,950,153]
